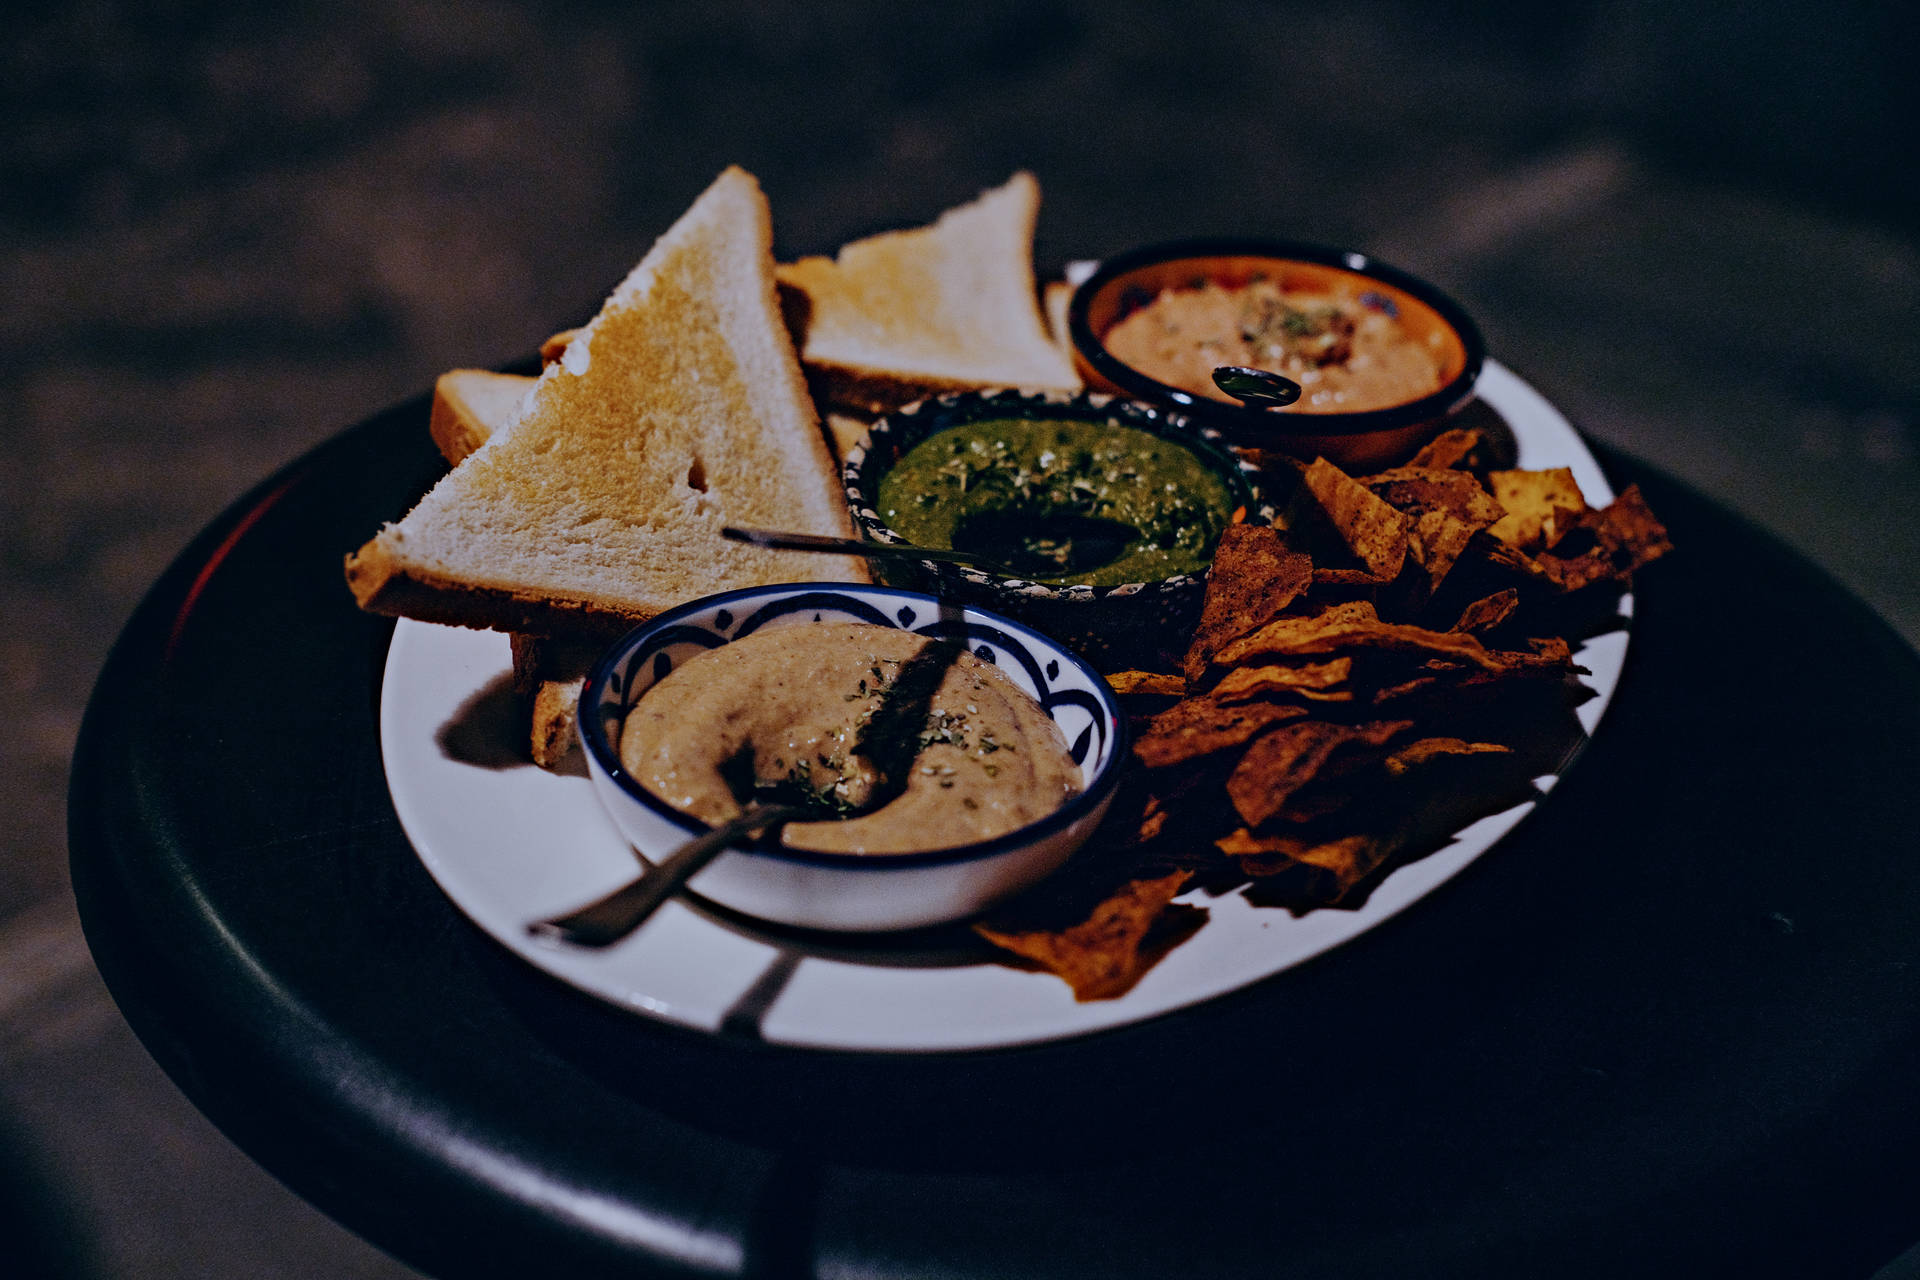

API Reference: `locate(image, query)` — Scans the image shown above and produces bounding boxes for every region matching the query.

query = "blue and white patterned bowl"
[577,583,1127,932]
[843,388,1270,673]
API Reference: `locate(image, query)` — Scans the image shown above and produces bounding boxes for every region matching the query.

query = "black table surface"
[69,387,1920,1279]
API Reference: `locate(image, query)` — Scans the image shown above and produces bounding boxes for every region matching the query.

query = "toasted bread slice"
[345,166,866,640]
[424,366,873,466]
[1043,279,1076,362]
[429,369,537,465]
[504,633,597,767]
[775,172,1080,415]
[427,346,877,766]
[540,329,581,365]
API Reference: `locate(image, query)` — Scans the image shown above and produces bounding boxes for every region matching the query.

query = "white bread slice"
[425,368,877,469]
[346,166,866,640]
[506,633,598,767]
[775,172,1080,414]
[1043,279,1076,363]
[424,343,873,769]
[429,368,536,465]
[429,371,863,766]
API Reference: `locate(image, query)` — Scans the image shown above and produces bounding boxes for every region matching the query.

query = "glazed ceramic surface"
[843,387,1271,671]
[575,584,1126,932]
[1068,239,1486,469]
[380,361,1629,1053]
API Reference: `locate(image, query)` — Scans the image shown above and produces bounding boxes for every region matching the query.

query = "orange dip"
[1104,277,1444,414]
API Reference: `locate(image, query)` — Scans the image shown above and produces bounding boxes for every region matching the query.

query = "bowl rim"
[1066,236,1487,439]
[577,581,1130,871]
[843,386,1271,599]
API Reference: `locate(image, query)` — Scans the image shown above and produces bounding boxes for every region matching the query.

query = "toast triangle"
[345,166,865,639]
[776,172,1080,414]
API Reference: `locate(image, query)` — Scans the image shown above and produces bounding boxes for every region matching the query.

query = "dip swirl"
[618,621,1081,855]
[876,416,1236,587]
[1103,276,1444,415]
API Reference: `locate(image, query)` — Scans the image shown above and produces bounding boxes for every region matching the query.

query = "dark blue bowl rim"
[576,582,1131,872]
[1066,236,1487,440]
[845,387,1271,596]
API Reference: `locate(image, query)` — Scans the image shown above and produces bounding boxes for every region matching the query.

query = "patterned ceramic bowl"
[578,583,1127,932]
[843,388,1270,673]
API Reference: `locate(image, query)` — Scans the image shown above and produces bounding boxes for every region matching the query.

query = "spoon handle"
[722,525,1008,574]
[528,803,814,947]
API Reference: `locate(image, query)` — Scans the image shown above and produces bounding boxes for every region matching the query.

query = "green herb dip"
[876,417,1237,587]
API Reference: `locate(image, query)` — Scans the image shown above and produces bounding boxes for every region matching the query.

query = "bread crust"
[776,172,1079,408]
[343,535,645,642]
[345,166,864,639]
[804,363,1049,417]
[528,678,585,767]
[428,369,535,465]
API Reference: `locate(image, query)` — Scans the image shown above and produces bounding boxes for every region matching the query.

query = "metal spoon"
[528,639,965,948]
[1212,365,1303,409]
[528,801,816,947]
[722,525,1023,576]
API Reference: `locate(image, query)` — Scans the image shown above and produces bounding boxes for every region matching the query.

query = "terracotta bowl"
[1067,238,1486,471]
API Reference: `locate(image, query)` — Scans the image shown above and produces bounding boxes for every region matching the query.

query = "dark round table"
[69,386,1920,1278]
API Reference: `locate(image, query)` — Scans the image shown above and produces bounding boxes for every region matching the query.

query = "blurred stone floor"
[4,1,1916,1275]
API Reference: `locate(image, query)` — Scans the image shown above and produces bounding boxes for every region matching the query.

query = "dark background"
[6,1,1917,1275]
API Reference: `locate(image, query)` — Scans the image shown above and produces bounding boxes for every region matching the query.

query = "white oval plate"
[381,362,1627,1052]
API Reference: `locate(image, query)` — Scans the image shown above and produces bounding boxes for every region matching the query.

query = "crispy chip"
[1182,525,1313,682]
[1407,428,1487,471]
[1104,670,1188,698]
[1300,458,1411,580]
[1406,508,1482,594]
[1209,657,1353,704]
[1370,636,1585,706]
[1364,468,1504,527]
[1451,589,1519,634]
[1133,696,1307,769]
[1225,719,1412,828]
[1383,736,1511,775]
[1216,829,1390,900]
[975,871,1193,1001]
[1487,468,1587,552]
[1533,484,1673,590]
[1211,600,1504,671]
[1311,565,1396,590]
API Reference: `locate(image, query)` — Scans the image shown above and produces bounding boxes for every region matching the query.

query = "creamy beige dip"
[1104,278,1444,414]
[618,621,1082,855]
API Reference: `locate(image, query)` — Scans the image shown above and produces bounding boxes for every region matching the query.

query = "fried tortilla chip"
[1300,458,1411,580]
[1216,829,1392,902]
[1133,696,1308,769]
[1406,508,1483,595]
[1311,565,1398,591]
[1407,428,1488,471]
[1211,600,1505,671]
[1533,484,1673,591]
[1487,467,1587,552]
[1210,657,1353,704]
[1364,468,1504,527]
[1383,736,1511,775]
[1370,636,1586,706]
[1450,588,1519,634]
[1182,525,1314,682]
[975,871,1194,1001]
[1105,670,1188,698]
[1225,718,1413,828]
